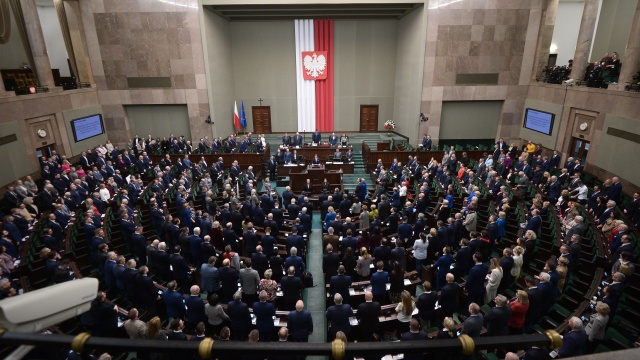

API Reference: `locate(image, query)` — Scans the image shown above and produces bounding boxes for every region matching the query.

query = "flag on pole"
[233,101,241,131]
[240,101,247,128]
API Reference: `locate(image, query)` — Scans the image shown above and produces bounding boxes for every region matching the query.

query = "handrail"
[0,331,562,359]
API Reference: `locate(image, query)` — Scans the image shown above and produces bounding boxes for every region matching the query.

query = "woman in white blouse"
[485,258,503,304]
[511,246,524,280]
[395,290,415,335]
[98,183,111,201]
[413,232,429,271]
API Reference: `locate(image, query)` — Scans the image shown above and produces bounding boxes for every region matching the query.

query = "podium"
[289,165,343,192]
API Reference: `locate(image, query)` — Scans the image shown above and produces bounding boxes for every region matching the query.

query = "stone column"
[531,0,560,82]
[20,0,57,89]
[570,0,600,81]
[615,1,640,90]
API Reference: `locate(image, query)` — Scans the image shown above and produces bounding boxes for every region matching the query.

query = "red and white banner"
[301,51,328,80]
[295,19,334,132]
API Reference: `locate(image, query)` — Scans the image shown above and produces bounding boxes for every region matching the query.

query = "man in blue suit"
[284,247,305,278]
[253,290,276,342]
[606,177,622,203]
[185,285,206,331]
[484,295,512,336]
[330,265,352,304]
[524,209,542,238]
[401,319,429,360]
[370,261,389,304]
[288,300,313,342]
[227,291,251,341]
[461,303,484,338]
[326,293,354,340]
[329,132,338,146]
[465,252,489,305]
[104,252,117,289]
[162,281,186,320]
[397,216,413,244]
[558,317,588,358]
[312,130,321,144]
[433,246,454,291]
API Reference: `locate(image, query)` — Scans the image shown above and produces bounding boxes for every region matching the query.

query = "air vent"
[127,77,172,88]
[455,73,499,85]
[607,127,640,144]
[0,134,18,146]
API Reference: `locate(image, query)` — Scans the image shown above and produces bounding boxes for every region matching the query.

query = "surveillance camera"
[564,79,574,85]
[0,278,98,332]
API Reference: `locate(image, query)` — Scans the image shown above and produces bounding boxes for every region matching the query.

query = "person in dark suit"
[227,291,251,341]
[558,317,588,358]
[288,300,313,342]
[401,319,429,360]
[484,295,512,336]
[185,285,207,330]
[284,247,305,278]
[356,291,381,341]
[454,239,473,278]
[162,281,186,320]
[465,252,489,305]
[323,244,340,284]
[461,303,483,338]
[370,261,389,304]
[330,265,352,305]
[326,293,354,340]
[281,266,303,310]
[253,290,276,342]
[282,133,291,146]
[135,266,158,313]
[312,130,321,144]
[329,132,338,146]
[88,292,119,337]
[439,273,460,319]
[524,209,542,238]
[524,276,542,332]
[434,247,454,291]
[416,281,438,329]
[170,245,192,290]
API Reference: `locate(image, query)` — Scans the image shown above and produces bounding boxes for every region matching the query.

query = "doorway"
[252,106,272,134]
[359,105,378,132]
[36,144,57,160]
[569,137,590,165]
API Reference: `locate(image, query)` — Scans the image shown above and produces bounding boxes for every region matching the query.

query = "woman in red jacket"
[508,289,530,334]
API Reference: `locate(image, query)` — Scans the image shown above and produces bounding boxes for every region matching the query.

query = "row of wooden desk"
[275,144,353,161]
[278,162,354,176]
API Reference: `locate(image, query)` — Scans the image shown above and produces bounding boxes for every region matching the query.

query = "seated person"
[311,154,321,165]
[333,150,342,161]
[340,134,349,146]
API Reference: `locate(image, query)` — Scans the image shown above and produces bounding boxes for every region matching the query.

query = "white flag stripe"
[295,19,316,132]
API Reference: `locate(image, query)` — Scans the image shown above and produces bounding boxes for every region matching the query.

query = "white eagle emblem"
[303,52,327,78]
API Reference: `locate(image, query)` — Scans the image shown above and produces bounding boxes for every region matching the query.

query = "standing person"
[356,247,373,280]
[356,291,382,342]
[394,290,415,335]
[416,281,438,329]
[485,258,503,304]
[123,308,147,339]
[584,302,610,353]
[465,252,489,305]
[288,300,313,342]
[253,291,276,342]
[239,258,260,305]
[508,290,529,334]
[326,293,354,341]
[413,232,429,272]
[558,317,588,358]
[370,261,389,305]
[483,295,512,336]
[204,293,229,338]
[401,319,429,360]
[227,291,251,341]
